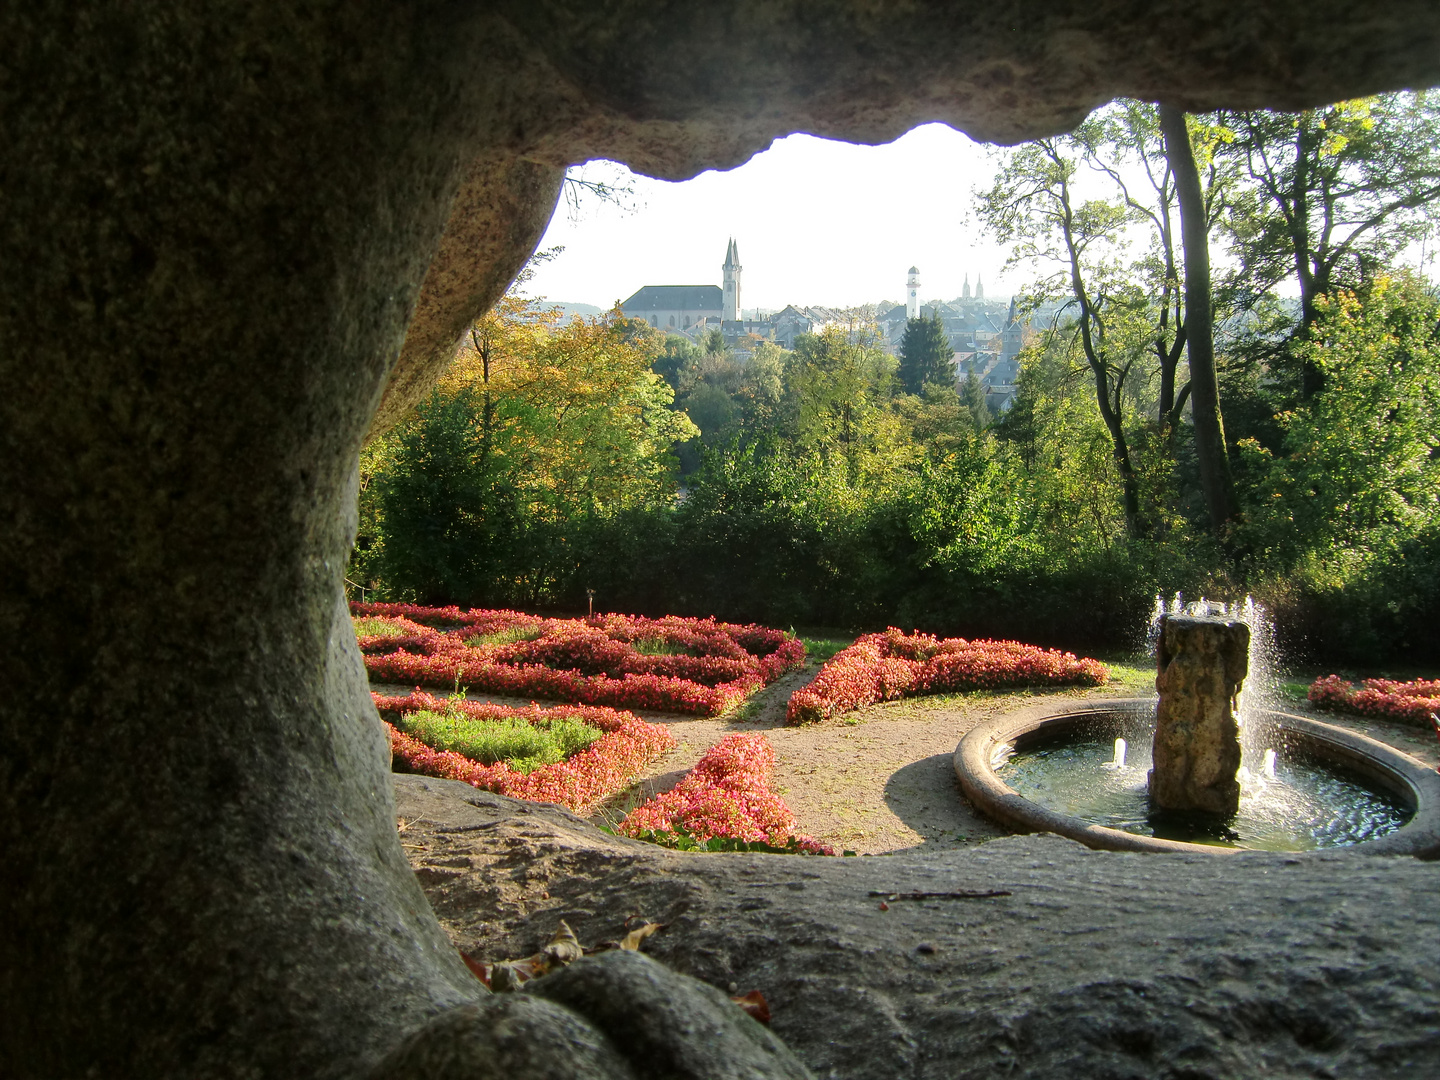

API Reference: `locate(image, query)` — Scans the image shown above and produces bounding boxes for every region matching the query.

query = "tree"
[1218,92,1440,397]
[977,137,1152,538]
[1235,274,1440,563]
[781,325,909,488]
[898,312,954,393]
[375,300,697,604]
[1072,100,1194,437]
[1160,104,1238,534]
[959,372,992,431]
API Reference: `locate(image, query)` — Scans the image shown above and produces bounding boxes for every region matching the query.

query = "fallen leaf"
[542,920,584,966]
[618,921,666,951]
[878,901,890,911]
[459,951,490,987]
[731,990,771,1025]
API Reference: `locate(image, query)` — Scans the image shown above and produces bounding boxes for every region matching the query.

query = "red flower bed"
[351,604,805,716]
[786,628,1109,724]
[376,690,676,814]
[1308,675,1440,728]
[618,732,834,855]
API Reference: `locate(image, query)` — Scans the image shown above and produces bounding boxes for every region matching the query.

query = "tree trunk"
[1160,104,1238,537]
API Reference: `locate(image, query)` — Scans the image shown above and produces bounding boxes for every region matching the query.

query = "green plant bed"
[799,637,853,665]
[353,616,414,638]
[623,825,853,856]
[464,626,544,647]
[394,709,602,774]
[630,637,691,656]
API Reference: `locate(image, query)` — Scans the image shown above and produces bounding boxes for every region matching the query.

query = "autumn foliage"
[352,603,805,715]
[1307,675,1440,728]
[618,733,834,854]
[377,690,675,814]
[786,628,1109,724]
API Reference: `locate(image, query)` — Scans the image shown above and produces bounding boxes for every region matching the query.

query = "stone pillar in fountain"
[1150,615,1250,815]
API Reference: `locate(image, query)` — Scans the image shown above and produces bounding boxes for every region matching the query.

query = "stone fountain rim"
[953,696,1440,858]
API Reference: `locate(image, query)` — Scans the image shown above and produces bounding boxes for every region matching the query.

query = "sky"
[523,123,1015,314]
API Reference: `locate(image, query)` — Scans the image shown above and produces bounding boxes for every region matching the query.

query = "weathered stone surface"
[6,3,1440,1077]
[367,156,566,438]
[398,776,1440,1080]
[1151,616,1250,814]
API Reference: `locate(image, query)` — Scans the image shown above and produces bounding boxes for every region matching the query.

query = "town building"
[620,247,1055,411]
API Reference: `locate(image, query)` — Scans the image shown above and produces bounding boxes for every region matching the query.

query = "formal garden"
[358,601,1439,855]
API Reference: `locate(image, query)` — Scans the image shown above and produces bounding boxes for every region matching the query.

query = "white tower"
[976,273,984,300]
[722,238,742,322]
[906,266,920,320]
[963,273,971,299]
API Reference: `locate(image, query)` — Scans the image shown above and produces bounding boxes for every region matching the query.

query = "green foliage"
[369,300,696,606]
[1235,275,1440,564]
[396,709,603,774]
[799,638,853,664]
[465,626,543,647]
[898,313,954,393]
[625,825,838,855]
[353,617,410,638]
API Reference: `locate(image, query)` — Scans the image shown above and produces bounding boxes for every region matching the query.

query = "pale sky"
[524,123,1015,314]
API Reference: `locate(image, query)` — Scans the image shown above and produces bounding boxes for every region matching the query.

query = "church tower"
[976,273,984,300]
[906,266,920,320]
[722,238,742,322]
[963,273,971,299]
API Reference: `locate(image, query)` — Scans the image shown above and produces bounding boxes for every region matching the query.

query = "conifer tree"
[898,312,954,394]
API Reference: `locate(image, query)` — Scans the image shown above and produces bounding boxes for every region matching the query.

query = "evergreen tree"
[898,313,954,393]
[960,372,992,431]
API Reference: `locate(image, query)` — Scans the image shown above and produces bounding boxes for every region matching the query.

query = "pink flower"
[786,629,1108,724]
[617,732,834,855]
[350,603,805,716]
[1308,675,1440,727]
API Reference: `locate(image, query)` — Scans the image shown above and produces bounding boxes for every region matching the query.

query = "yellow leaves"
[617,921,665,951]
[460,918,671,992]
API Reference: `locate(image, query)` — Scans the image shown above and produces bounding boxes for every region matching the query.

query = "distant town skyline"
[523,123,1014,314]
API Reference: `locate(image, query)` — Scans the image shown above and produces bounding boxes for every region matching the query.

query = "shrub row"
[377,691,676,814]
[618,732,834,855]
[351,604,805,716]
[786,628,1109,724]
[1307,675,1440,728]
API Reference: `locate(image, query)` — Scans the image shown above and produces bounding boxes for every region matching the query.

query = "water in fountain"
[997,729,1407,849]
[994,591,1411,849]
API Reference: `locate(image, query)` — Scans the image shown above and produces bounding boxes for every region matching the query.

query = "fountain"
[953,596,1440,855]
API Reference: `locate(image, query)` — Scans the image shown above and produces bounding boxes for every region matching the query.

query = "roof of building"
[620,285,724,312]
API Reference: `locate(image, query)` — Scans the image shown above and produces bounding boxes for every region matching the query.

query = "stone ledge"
[396,773,1440,1080]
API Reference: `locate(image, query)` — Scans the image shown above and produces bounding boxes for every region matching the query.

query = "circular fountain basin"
[953,698,1440,856]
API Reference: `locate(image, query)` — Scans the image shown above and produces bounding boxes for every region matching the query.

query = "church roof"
[620,285,724,312]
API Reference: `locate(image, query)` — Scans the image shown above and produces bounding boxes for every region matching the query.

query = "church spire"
[722,237,742,322]
[975,273,984,299]
[962,273,971,299]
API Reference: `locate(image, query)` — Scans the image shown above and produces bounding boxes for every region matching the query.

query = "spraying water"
[1148,591,1283,753]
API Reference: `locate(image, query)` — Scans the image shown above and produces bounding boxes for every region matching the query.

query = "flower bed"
[618,733,834,855]
[786,627,1109,724]
[1308,675,1440,728]
[377,690,676,814]
[352,604,805,716]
